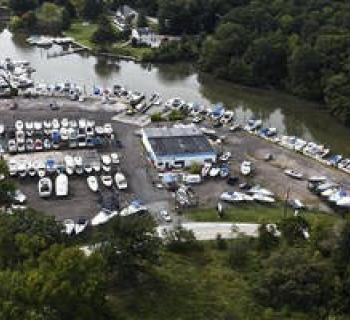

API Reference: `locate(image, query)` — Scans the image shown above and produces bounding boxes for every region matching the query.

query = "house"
[142,125,217,171]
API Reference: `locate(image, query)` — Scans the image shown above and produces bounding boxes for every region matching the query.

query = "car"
[114,172,128,190]
[160,210,172,222]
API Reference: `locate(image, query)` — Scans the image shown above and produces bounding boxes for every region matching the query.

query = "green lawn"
[111,44,153,60]
[108,246,310,320]
[64,20,97,49]
[185,205,342,228]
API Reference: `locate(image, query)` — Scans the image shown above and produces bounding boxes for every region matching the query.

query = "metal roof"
[144,126,215,157]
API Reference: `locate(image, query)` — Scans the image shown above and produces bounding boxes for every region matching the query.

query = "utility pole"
[284,186,290,218]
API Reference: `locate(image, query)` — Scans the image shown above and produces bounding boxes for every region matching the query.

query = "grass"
[63,20,97,49]
[111,44,153,60]
[185,204,343,228]
[108,245,314,320]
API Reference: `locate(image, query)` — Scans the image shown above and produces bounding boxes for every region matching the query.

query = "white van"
[183,174,202,184]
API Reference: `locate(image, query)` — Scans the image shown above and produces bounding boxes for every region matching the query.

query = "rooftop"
[143,126,215,157]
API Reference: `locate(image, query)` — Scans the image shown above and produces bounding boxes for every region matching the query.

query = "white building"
[142,126,216,170]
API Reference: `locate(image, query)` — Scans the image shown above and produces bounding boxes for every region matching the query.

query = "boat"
[119,200,148,217]
[8,159,17,176]
[321,187,339,198]
[61,118,69,128]
[55,174,69,197]
[329,190,347,203]
[110,153,120,164]
[115,172,128,190]
[63,219,75,235]
[219,165,230,178]
[220,191,253,202]
[101,154,111,172]
[74,217,89,235]
[248,185,274,197]
[209,166,220,177]
[91,209,119,226]
[240,161,252,176]
[64,155,75,175]
[201,162,212,177]
[101,175,113,188]
[15,120,24,131]
[337,197,350,208]
[87,176,99,192]
[52,118,60,129]
[28,162,36,177]
[33,121,42,131]
[316,182,338,194]
[219,151,231,162]
[252,193,275,203]
[284,169,303,180]
[17,162,27,178]
[38,177,52,198]
[308,176,328,183]
[74,156,83,175]
[35,161,46,178]
[43,138,51,150]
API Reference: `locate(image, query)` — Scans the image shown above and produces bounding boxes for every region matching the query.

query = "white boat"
[78,118,87,128]
[101,175,113,188]
[284,169,303,180]
[201,162,212,177]
[209,166,220,177]
[63,219,75,235]
[15,120,24,131]
[33,121,42,131]
[61,118,69,128]
[28,162,36,177]
[25,121,34,131]
[101,154,111,172]
[91,209,119,226]
[308,176,327,183]
[220,191,252,202]
[240,161,252,176]
[84,163,93,174]
[119,201,148,217]
[321,187,339,198]
[8,159,17,176]
[337,197,350,208]
[38,177,52,198]
[103,123,113,136]
[93,161,101,172]
[17,162,27,178]
[34,161,46,177]
[115,172,127,190]
[74,156,83,175]
[74,217,89,234]
[52,118,60,129]
[110,152,120,164]
[329,190,347,203]
[0,123,4,136]
[248,186,274,197]
[55,174,69,197]
[252,193,275,203]
[87,176,99,192]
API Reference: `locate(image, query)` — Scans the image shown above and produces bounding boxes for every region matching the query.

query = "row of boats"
[8,152,120,178]
[26,36,73,47]
[1,118,114,154]
[220,185,276,204]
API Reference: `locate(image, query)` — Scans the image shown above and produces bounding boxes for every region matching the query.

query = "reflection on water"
[0,28,349,155]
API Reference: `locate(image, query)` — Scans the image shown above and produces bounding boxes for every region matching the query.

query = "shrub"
[150,112,163,122]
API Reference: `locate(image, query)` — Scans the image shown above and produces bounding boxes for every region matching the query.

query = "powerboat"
[33,121,42,131]
[55,174,68,197]
[308,176,327,183]
[15,120,24,131]
[61,118,69,128]
[110,152,120,164]
[241,161,252,176]
[84,162,93,174]
[34,138,43,151]
[201,162,212,177]
[8,159,17,176]
[74,217,89,235]
[87,176,99,192]
[52,118,60,129]
[38,177,52,198]
[43,138,52,150]
[284,169,303,180]
[63,219,75,235]
[114,172,127,190]
[8,139,17,153]
[28,161,36,177]
[103,123,113,136]
[35,161,46,178]
[119,200,148,217]
[209,166,220,177]
[17,161,27,178]
[64,155,75,175]
[252,193,275,203]
[101,154,111,172]
[101,175,113,187]
[91,209,119,226]
[74,156,83,175]
[26,138,34,151]
[220,191,252,203]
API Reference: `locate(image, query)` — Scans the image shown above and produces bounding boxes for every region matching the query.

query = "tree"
[164,224,202,252]
[9,0,38,14]
[83,0,103,20]
[0,159,16,207]
[137,10,148,28]
[257,224,279,252]
[277,216,310,245]
[0,210,65,269]
[92,15,119,43]
[99,215,161,283]
[254,248,334,316]
[35,2,65,34]
[0,246,109,320]
[228,238,250,269]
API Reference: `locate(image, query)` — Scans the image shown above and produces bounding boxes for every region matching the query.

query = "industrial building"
[142,126,216,170]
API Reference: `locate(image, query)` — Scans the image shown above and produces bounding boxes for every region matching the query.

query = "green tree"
[35,2,65,33]
[92,15,118,43]
[277,216,309,245]
[0,159,15,207]
[257,223,279,252]
[137,10,148,28]
[99,215,161,282]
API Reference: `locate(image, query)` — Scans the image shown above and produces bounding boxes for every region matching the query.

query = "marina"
[0,30,350,236]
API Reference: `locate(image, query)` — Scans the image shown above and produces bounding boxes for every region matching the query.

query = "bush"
[168,110,185,121]
[188,162,201,175]
[164,225,203,253]
[216,234,228,250]
[150,112,163,122]
[228,238,250,270]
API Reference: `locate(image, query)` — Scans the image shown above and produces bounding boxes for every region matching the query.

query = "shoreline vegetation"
[5,0,350,127]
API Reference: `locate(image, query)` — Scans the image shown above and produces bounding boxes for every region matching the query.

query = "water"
[1,29,349,155]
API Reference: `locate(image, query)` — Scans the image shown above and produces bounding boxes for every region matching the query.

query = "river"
[1,29,349,156]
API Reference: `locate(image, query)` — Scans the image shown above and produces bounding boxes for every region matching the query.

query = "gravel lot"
[1,97,349,222]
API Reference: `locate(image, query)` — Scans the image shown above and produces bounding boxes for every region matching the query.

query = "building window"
[173,160,185,168]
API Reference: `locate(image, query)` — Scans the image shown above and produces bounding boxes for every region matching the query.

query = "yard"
[64,20,97,49]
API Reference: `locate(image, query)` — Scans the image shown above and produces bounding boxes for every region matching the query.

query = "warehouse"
[142,126,216,170]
